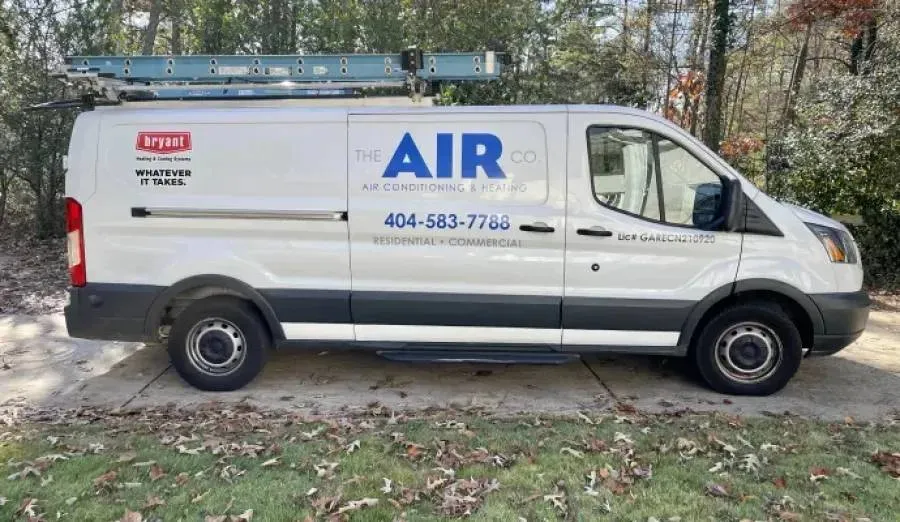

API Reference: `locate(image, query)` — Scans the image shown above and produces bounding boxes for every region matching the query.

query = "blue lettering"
[382,132,432,178]
[461,133,505,179]
[381,132,506,179]
[435,133,453,178]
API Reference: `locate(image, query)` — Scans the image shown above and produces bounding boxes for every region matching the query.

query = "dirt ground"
[1,310,898,422]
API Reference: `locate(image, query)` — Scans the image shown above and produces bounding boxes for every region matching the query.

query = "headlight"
[806,223,858,263]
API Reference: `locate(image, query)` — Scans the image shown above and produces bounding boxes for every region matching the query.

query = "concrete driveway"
[2,311,899,421]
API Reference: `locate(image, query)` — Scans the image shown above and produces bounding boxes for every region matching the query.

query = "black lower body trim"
[809,290,870,335]
[260,288,350,323]
[809,290,870,355]
[810,332,863,355]
[65,284,161,342]
[66,283,698,345]
[563,297,693,331]
[352,291,560,328]
[808,290,869,355]
[353,292,694,331]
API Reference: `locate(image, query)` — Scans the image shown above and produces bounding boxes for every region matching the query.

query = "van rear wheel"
[693,302,802,396]
[167,296,270,391]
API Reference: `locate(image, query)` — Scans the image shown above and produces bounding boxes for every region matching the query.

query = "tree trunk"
[861,17,877,74]
[727,0,757,136]
[142,0,163,55]
[665,0,681,117]
[643,0,652,54]
[107,0,125,53]
[702,0,729,151]
[689,0,711,137]
[781,22,811,126]
[641,0,653,108]
[0,171,10,229]
[849,32,863,75]
[170,0,183,55]
[290,0,298,52]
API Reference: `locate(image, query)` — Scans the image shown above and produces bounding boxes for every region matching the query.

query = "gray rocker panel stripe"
[262,289,694,331]
[562,297,694,331]
[66,283,697,332]
[351,291,562,329]
[260,289,351,324]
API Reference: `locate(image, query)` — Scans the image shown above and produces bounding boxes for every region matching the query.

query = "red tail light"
[65,197,86,287]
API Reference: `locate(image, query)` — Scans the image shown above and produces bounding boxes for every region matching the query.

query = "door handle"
[577,226,613,237]
[519,222,555,233]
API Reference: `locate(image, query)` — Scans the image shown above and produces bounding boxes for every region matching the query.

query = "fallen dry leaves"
[93,470,118,490]
[2,401,897,521]
[175,472,190,486]
[0,236,67,315]
[205,509,254,522]
[705,482,730,498]
[143,494,165,509]
[149,463,167,482]
[337,497,378,514]
[809,466,832,482]
[119,510,143,522]
[870,451,900,477]
[16,497,39,517]
[439,477,500,516]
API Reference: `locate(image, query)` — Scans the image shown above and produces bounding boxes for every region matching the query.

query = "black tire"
[167,296,270,391]
[692,301,802,396]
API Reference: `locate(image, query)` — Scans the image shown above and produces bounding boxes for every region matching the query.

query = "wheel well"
[157,285,245,336]
[146,276,284,343]
[689,290,815,350]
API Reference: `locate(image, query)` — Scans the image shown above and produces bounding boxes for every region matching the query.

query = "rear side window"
[587,127,724,229]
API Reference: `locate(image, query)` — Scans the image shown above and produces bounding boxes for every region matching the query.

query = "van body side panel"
[66,104,868,358]
[737,191,840,295]
[562,111,743,349]
[347,112,567,343]
[77,108,352,338]
[65,112,101,202]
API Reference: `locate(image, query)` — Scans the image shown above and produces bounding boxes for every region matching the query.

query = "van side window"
[587,127,724,229]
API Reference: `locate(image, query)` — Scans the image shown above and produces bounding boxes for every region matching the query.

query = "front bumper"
[808,290,870,355]
[65,283,161,342]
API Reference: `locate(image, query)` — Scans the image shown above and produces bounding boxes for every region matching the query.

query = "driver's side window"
[587,127,724,229]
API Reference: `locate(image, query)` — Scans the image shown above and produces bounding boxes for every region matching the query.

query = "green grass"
[1,409,898,521]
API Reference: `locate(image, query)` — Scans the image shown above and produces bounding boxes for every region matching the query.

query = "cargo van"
[62,102,869,396]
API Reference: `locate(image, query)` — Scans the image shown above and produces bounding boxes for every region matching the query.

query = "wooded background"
[0,0,898,287]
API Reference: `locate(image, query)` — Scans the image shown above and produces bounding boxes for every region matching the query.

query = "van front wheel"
[168,296,270,391]
[693,302,802,396]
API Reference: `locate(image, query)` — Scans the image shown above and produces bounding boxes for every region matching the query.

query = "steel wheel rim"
[714,321,782,384]
[186,318,246,376]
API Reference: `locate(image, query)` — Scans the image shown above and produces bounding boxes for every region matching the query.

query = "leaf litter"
[0,402,897,520]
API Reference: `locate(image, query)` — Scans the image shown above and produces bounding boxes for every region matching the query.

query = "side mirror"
[723,178,744,232]
[692,182,723,229]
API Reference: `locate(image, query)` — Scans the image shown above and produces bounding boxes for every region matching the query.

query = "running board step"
[377,350,580,364]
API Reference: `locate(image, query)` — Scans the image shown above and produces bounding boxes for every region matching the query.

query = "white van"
[63,103,869,395]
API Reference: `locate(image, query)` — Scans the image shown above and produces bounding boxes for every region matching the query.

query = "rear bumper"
[809,290,870,355]
[64,284,161,342]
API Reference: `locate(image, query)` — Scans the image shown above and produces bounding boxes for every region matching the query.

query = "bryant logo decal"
[136,131,192,154]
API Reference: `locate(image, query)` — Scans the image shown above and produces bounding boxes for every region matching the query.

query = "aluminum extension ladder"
[45,48,502,107]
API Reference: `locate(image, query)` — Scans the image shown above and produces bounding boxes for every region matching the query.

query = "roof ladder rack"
[51,48,502,106]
